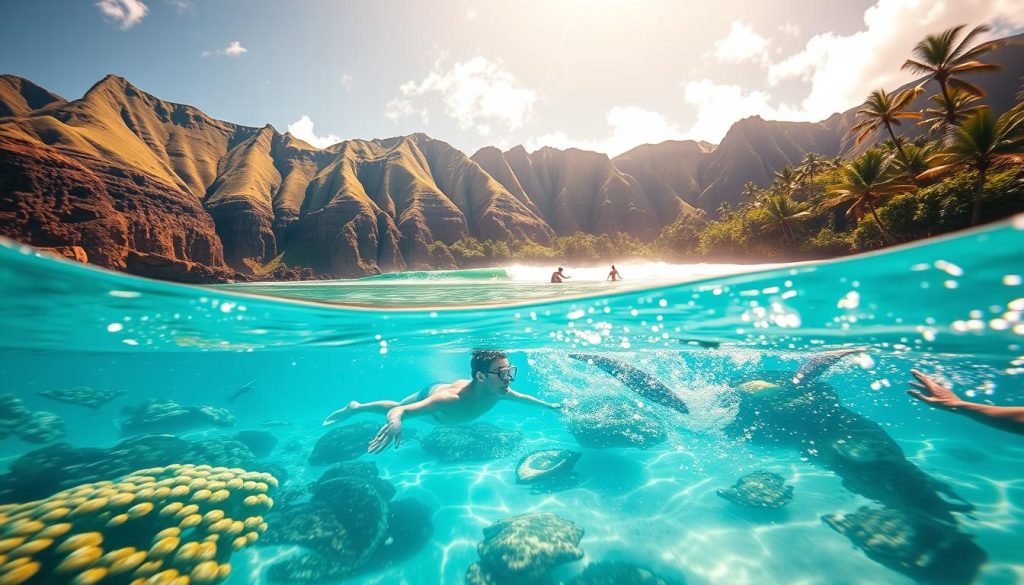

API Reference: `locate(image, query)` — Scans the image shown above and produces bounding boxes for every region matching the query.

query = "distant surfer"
[550,267,571,283]
[322,350,562,453]
[606,265,621,281]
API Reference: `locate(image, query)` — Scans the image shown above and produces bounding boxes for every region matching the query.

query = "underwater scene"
[1,217,1023,585]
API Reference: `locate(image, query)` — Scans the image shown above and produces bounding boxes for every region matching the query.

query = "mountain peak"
[0,74,66,117]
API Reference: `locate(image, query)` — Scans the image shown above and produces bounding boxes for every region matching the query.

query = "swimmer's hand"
[368,417,402,453]
[908,369,965,409]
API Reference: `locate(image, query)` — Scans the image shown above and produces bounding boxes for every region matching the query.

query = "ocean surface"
[0,216,1023,585]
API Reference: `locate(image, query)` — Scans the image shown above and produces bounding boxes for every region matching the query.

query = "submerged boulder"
[234,429,279,457]
[371,498,435,568]
[264,477,389,580]
[822,506,986,585]
[467,512,585,584]
[310,460,396,502]
[420,423,522,462]
[309,421,381,465]
[567,401,667,449]
[717,471,793,509]
[516,449,581,484]
[263,472,434,583]
[120,399,234,436]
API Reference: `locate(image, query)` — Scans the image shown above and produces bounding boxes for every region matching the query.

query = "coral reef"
[0,463,276,584]
[420,423,522,462]
[121,400,234,436]
[716,471,793,509]
[823,506,986,585]
[0,436,266,505]
[466,512,584,584]
[38,386,126,410]
[0,393,65,444]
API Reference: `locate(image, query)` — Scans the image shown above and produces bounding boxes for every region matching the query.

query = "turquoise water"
[0,217,1023,584]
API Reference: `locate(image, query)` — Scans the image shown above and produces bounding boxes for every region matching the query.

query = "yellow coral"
[0,559,40,585]
[0,465,276,585]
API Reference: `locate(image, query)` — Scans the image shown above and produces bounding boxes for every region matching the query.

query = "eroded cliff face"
[0,133,233,283]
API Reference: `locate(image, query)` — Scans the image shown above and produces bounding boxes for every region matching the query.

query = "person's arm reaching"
[506,389,561,410]
[368,392,457,453]
[908,369,1024,436]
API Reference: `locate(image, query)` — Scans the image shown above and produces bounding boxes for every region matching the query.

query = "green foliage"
[448,237,486,266]
[654,211,706,258]
[433,231,652,269]
[427,241,457,269]
[800,226,853,256]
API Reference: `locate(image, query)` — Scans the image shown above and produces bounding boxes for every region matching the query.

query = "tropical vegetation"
[427,23,1023,269]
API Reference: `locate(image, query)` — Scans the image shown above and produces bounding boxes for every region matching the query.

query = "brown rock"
[36,245,89,263]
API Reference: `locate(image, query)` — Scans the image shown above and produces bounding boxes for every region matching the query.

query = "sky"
[1,0,1022,157]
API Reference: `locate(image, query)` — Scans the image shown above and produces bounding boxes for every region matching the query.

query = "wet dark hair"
[471,350,508,375]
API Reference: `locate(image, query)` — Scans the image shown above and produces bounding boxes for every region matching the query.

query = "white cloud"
[779,22,800,37]
[224,41,247,56]
[341,74,354,90]
[525,106,685,157]
[286,116,341,149]
[678,79,824,143]
[387,56,537,135]
[167,0,192,13]
[96,0,148,29]
[766,0,1024,121]
[202,41,248,58]
[385,98,429,124]
[711,20,771,65]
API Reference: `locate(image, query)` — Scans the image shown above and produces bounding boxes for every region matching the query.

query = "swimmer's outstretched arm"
[505,389,561,410]
[908,369,1024,436]
[367,392,458,453]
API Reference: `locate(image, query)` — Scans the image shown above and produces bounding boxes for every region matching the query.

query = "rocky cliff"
[0,34,1020,281]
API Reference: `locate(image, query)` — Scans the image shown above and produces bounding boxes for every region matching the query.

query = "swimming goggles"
[486,366,517,382]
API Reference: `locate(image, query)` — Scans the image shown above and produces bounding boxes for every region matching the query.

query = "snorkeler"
[322,350,562,453]
[606,265,621,281]
[908,369,1024,435]
[550,267,570,283]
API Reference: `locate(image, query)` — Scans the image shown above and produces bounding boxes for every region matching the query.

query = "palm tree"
[819,150,915,244]
[903,24,1003,128]
[919,88,983,135]
[773,165,797,196]
[800,152,824,200]
[891,142,934,185]
[849,86,924,163]
[741,181,761,201]
[762,195,811,245]
[919,106,1024,225]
